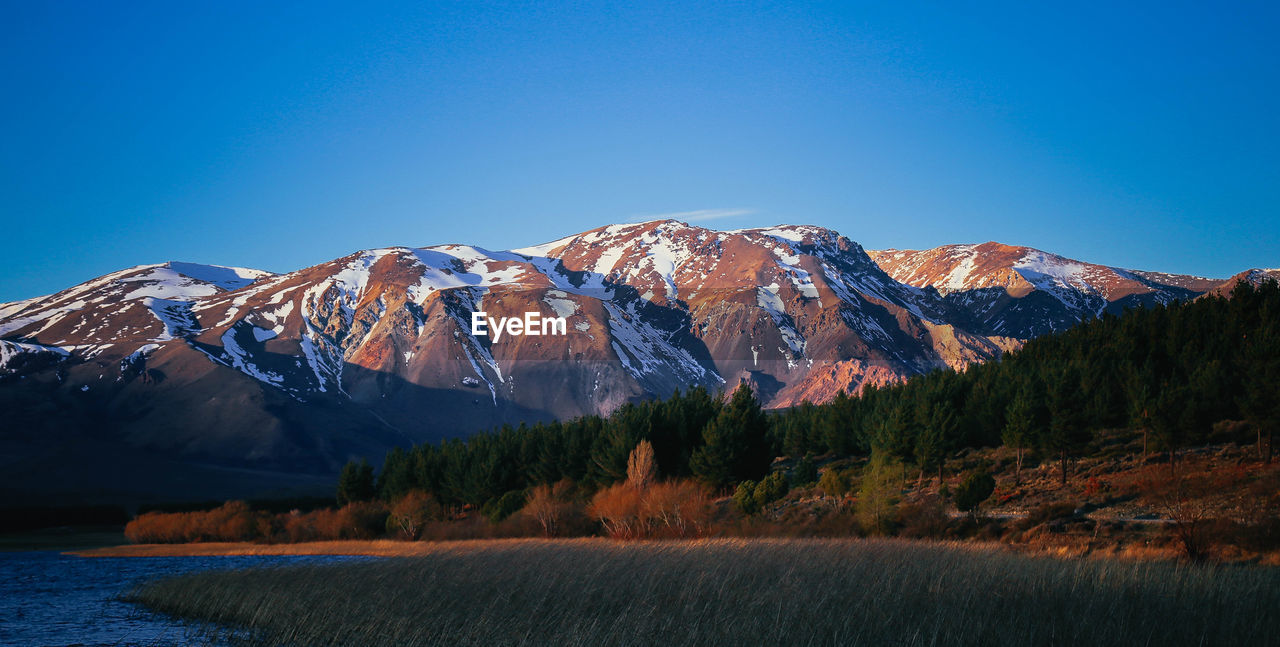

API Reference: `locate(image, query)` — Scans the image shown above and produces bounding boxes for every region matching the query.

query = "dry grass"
[129,537,1280,646]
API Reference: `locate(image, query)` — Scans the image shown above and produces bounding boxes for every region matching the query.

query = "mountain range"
[1,220,1273,504]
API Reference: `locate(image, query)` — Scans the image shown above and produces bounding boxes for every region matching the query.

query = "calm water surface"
[0,551,369,646]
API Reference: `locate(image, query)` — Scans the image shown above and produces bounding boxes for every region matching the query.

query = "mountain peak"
[0,222,1268,504]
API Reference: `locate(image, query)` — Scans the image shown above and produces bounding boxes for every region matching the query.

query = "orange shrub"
[124,501,258,543]
[387,491,443,539]
[523,480,590,537]
[125,511,187,544]
[641,480,710,538]
[282,508,327,542]
[337,502,389,539]
[588,483,643,539]
[197,500,256,541]
[589,479,710,539]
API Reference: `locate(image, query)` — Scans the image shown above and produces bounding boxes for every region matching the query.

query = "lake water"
[0,550,369,646]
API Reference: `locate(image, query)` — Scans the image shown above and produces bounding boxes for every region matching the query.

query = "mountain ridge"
[0,221,1269,504]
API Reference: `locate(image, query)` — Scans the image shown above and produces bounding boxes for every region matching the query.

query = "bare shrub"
[1139,470,1217,560]
[588,478,709,539]
[896,497,949,539]
[337,502,389,539]
[387,491,443,540]
[588,483,643,539]
[641,480,710,538]
[1017,501,1079,531]
[199,501,256,541]
[522,481,586,537]
[283,510,321,543]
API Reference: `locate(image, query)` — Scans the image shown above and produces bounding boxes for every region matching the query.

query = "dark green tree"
[481,489,526,523]
[792,455,818,486]
[733,480,760,515]
[690,383,773,489]
[1002,381,1044,485]
[954,469,996,520]
[754,471,790,507]
[337,458,376,506]
[377,447,416,500]
[1126,364,1158,460]
[1239,328,1280,464]
[649,387,719,476]
[589,403,649,484]
[1044,366,1090,485]
[914,397,957,485]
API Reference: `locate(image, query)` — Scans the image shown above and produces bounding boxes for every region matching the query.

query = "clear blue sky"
[2,1,1277,301]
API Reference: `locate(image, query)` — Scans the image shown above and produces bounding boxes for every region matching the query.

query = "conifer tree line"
[356,281,1280,508]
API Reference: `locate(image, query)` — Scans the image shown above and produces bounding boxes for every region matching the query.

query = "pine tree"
[377,447,416,500]
[1127,364,1157,460]
[857,451,900,534]
[822,390,860,455]
[590,403,649,484]
[1239,328,1280,464]
[690,383,773,489]
[792,455,818,486]
[1044,366,1090,485]
[1002,382,1042,485]
[914,399,957,485]
[337,458,375,506]
[954,469,996,520]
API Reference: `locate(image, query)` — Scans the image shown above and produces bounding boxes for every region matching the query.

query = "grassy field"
[130,537,1280,646]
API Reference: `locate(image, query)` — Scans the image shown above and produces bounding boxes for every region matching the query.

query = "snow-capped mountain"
[1205,268,1280,297]
[0,223,1265,503]
[867,242,1227,338]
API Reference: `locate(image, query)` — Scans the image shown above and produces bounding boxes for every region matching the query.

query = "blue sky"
[2,1,1277,301]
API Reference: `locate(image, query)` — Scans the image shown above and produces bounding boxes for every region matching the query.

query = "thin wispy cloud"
[628,208,755,223]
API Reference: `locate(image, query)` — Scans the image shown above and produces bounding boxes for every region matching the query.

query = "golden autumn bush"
[125,501,259,543]
[386,491,444,539]
[521,480,588,537]
[588,479,710,539]
[125,501,389,544]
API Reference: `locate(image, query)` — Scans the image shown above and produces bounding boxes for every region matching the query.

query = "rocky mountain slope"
[0,222,1266,503]
[866,242,1245,338]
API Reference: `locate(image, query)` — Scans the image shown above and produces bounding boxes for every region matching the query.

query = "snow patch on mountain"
[142,297,199,340]
[603,300,710,381]
[122,267,231,301]
[165,262,273,290]
[252,326,280,342]
[1013,251,1092,292]
[543,290,577,318]
[221,326,285,387]
[0,339,69,372]
[772,248,820,300]
[408,246,533,303]
[756,283,806,354]
[941,245,979,292]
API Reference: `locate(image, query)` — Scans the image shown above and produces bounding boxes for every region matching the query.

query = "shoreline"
[71,537,613,558]
[68,536,1247,564]
[72,536,1280,565]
